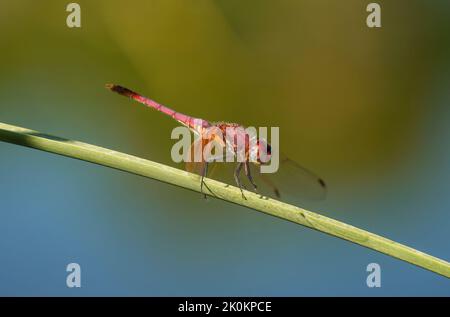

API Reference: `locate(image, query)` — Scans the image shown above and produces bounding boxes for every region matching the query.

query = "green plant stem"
[0,121,449,278]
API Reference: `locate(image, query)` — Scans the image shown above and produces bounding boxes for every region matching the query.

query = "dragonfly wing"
[252,156,327,201]
[185,137,234,175]
[185,138,206,175]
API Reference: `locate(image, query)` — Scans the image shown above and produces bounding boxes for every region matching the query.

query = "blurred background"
[0,0,449,295]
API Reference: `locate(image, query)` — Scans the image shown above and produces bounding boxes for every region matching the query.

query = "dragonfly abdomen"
[106,84,210,132]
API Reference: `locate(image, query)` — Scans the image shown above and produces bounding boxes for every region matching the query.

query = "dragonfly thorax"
[208,122,272,164]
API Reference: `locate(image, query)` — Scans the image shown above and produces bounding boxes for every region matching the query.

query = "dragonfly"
[106,84,326,201]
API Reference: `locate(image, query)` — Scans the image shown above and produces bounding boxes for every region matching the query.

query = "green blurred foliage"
[1,0,449,183]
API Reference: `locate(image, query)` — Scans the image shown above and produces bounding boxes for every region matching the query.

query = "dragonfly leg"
[201,162,209,199]
[244,161,259,195]
[234,162,247,199]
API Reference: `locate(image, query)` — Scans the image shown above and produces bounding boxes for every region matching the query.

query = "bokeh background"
[0,0,449,295]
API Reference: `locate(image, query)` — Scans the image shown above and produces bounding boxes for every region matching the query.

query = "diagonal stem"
[0,121,449,278]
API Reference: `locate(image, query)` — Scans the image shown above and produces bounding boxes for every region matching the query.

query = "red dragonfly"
[106,84,326,201]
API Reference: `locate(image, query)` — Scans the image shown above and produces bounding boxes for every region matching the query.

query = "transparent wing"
[185,138,207,175]
[185,136,235,176]
[188,152,327,202]
[253,155,327,201]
